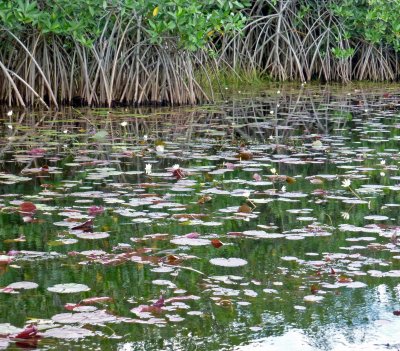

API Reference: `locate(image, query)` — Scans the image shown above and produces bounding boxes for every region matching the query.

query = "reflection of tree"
[1,85,398,157]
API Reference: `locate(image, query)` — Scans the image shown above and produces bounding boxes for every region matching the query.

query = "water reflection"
[0,85,400,350]
[1,83,399,153]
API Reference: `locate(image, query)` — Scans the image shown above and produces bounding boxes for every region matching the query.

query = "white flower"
[380,172,385,177]
[7,110,13,117]
[120,121,128,127]
[7,124,12,129]
[172,164,180,170]
[270,110,274,114]
[143,134,148,141]
[155,145,164,153]
[341,179,351,188]
[380,160,386,165]
[281,186,286,193]
[22,216,33,223]
[312,140,323,148]
[63,130,68,134]
[341,212,350,220]
[270,168,277,175]
[145,164,152,175]
[277,90,281,94]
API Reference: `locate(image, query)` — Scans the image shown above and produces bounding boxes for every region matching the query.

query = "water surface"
[1,85,400,350]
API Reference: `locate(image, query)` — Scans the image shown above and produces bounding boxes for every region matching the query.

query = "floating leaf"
[7,281,38,290]
[51,310,116,324]
[42,326,94,339]
[87,206,104,216]
[198,195,212,204]
[337,276,353,283]
[170,237,210,246]
[152,296,165,308]
[238,204,252,213]
[218,299,232,306]
[211,239,223,248]
[0,255,13,264]
[47,283,90,294]
[209,258,247,267]
[172,168,185,180]
[19,202,36,214]
[285,176,296,184]
[0,323,22,335]
[71,219,93,232]
[237,151,253,160]
[152,280,176,288]
[12,324,40,339]
[252,173,262,182]
[163,255,182,265]
[304,295,324,302]
[75,232,109,240]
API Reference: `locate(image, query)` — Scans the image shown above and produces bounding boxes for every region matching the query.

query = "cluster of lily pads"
[1,87,400,349]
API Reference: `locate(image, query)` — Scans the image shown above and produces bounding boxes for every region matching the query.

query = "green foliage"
[148,0,249,50]
[332,0,400,51]
[0,0,105,45]
[0,0,250,50]
[331,47,355,59]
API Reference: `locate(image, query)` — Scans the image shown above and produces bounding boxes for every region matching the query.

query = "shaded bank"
[1,0,400,108]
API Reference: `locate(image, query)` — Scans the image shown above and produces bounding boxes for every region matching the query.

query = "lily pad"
[209,258,248,267]
[303,295,324,302]
[75,232,110,240]
[7,281,38,290]
[42,326,95,339]
[47,283,90,294]
[0,323,23,335]
[51,310,117,324]
[170,237,211,246]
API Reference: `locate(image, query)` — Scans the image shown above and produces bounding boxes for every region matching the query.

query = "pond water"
[1,84,400,350]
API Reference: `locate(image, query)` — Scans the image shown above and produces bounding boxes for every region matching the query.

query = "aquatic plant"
[1,86,400,349]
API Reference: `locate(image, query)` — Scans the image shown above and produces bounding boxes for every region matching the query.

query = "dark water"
[1,84,400,350]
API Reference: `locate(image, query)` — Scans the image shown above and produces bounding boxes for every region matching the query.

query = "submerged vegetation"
[1,1,400,106]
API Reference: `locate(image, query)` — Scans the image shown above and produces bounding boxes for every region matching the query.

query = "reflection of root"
[162,263,205,275]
